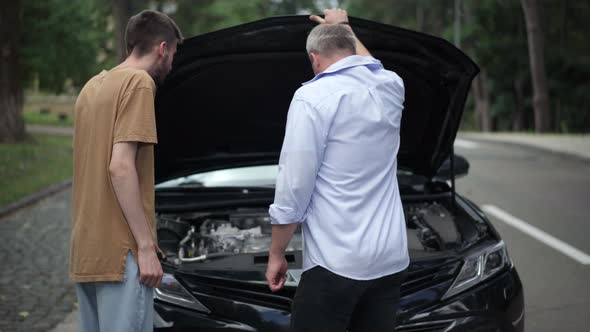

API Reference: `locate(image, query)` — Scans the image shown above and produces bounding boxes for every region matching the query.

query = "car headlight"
[154,273,210,313]
[443,241,512,300]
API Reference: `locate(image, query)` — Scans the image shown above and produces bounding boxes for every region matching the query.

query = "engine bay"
[404,202,461,252]
[157,201,461,266]
[157,209,303,265]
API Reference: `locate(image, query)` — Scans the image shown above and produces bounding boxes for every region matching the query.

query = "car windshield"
[156,165,422,190]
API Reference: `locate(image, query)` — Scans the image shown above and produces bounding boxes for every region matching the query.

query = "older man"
[265,8,409,332]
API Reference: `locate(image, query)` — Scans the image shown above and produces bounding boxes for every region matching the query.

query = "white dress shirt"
[269,55,409,280]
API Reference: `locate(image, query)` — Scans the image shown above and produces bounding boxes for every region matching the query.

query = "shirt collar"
[302,55,381,85]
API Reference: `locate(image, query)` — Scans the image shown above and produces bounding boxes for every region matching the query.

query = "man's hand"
[266,253,289,292]
[310,8,349,25]
[266,223,299,291]
[137,244,163,288]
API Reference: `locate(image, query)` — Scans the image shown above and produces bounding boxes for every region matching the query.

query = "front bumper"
[154,267,524,332]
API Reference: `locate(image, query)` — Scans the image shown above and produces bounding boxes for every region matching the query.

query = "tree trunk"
[555,99,562,132]
[112,0,133,63]
[472,70,492,132]
[520,0,551,132]
[0,0,26,142]
[416,2,424,32]
[512,77,525,131]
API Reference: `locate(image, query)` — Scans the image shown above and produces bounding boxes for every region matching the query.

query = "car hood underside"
[154,15,479,182]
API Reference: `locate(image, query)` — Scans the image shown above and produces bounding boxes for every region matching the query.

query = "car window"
[156,165,279,188]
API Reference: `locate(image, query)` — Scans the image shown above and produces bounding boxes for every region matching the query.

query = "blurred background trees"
[1,0,588,142]
[0,0,26,142]
[348,0,589,133]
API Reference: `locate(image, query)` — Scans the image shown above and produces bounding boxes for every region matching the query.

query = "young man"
[266,8,409,332]
[69,10,182,332]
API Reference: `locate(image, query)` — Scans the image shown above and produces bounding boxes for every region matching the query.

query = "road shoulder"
[459,132,590,161]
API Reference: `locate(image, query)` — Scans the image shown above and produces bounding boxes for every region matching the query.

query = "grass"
[0,135,73,207]
[23,110,74,127]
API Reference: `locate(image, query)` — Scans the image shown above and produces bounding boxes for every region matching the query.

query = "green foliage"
[18,0,588,132]
[21,0,112,93]
[541,0,590,132]
[174,0,272,34]
[347,0,529,131]
[462,0,590,132]
[171,0,318,37]
[347,0,589,132]
[463,0,531,131]
[347,0,453,35]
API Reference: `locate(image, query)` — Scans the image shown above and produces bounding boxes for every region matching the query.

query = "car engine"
[157,209,302,264]
[157,202,460,265]
[404,202,460,252]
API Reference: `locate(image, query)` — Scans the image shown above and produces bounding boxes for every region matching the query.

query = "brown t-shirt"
[70,67,158,282]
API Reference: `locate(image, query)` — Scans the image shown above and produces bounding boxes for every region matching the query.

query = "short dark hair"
[125,10,183,56]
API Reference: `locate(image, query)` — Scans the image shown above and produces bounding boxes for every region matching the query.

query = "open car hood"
[154,16,479,182]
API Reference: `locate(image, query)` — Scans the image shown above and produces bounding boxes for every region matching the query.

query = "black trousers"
[290,266,407,332]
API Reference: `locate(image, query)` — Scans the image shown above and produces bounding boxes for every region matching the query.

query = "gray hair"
[306,24,356,56]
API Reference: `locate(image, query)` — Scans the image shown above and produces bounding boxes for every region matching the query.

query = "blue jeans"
[75,251,153,332]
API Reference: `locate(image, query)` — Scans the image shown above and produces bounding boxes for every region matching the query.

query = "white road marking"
[482,205,590,265]
[454,138,480,149]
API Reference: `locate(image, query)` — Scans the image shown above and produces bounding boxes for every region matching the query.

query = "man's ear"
[310,52,319,65]
[311,52,323,71]
[158,41,168,57]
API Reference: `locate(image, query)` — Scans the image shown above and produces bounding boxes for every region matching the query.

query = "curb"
[47,308,77,332]
[0,179,72,219]
[459,135,590,163]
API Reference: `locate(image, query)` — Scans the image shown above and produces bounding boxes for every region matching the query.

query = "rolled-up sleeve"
[269,97,326,225]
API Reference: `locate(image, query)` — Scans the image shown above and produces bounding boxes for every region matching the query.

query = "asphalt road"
[454,138,590,332]
[2,138,588,332]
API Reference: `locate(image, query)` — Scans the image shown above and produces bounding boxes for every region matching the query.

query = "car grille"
[180,273,295,311]
[401,259,461,297]
[179,258,461,313]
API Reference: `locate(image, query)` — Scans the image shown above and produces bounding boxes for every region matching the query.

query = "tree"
[462,0,531,132]
[347,0,452,35]
[520,0,551,132]
[112,0,133,63]
[1,0,112,142]
[22,0,112,93]
[0,0,26,142]
[171,0,318,37]
[346,0,589,133]
[541,0,590,132]
[472,71,492,132]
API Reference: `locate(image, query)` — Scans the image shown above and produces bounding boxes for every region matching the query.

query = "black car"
[151,16,524,332]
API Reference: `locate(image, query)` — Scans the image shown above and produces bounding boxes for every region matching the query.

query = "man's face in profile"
[153,41,178,84]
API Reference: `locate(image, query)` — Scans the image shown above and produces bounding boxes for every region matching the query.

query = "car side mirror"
[435,154,469,180]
